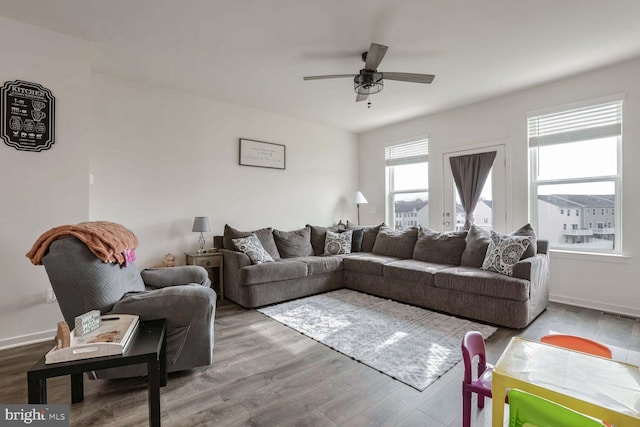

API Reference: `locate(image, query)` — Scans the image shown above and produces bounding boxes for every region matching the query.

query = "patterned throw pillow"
[232,234,274,265]
[323,230,353,255]
[481,231,531,276]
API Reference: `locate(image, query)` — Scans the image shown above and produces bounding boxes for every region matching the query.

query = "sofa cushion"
[232,234,274,265]
[460,225,492,268]
[239,260,308,286]
[223,225,280,260]
[511,223,537,259]
[308,225,339,256]
[383,259,451,287]
[324,230,352,255]
[342,253,401,276]
[434,266,530,301]
[273,226,314,258]
[294,256,344,275]
[372,226,418,259]
[412,228,467,265]
[482,231,531,276]
[348,222,384,252]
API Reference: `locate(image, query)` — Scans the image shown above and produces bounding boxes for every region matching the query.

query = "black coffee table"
[27,318,167,427]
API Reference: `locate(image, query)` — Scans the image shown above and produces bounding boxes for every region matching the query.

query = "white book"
[45,314,139,364]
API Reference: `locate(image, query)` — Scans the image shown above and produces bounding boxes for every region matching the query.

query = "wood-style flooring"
[1,299,638,426]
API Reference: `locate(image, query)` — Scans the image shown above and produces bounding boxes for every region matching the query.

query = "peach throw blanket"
[26,221,138,266]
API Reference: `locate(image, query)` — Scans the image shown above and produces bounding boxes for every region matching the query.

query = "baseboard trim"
[0,329,56,351]
[550,294,640,320]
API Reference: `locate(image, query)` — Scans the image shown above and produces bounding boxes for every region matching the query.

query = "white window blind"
[385,139,428,166]
[528,100,622,147]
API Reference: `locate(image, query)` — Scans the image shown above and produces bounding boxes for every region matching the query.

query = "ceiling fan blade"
[355,93,368,102]
[364,43,388,70]
[303,74,356,80]
[382,72,435,84]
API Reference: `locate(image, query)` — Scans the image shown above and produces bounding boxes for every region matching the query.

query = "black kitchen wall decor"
[1,80,55,152]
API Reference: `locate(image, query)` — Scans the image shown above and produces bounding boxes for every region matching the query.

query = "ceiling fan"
[303,43,435,104]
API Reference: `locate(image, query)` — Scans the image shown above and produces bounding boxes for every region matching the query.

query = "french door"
[442,144,507,232]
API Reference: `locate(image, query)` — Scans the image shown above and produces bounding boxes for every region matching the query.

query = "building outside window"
[385,139,429,230]
[529,98,622,252]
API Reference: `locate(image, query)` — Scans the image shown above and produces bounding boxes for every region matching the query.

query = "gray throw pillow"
[510,223,537,259]
[323,230,353,255]
[343,228,364,252]
[481,231,531,276]
[232,234,274,265]
[273,226,314,258]
[223,224,280,259]
[347,221,384,252]
[460,225,492,267]
[372,226,418,259]
[412,228,468,265]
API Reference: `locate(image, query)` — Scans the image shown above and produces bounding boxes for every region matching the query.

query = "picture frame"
[239,138,286,170]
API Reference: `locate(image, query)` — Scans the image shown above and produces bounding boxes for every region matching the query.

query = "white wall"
[90,73,358,269]
[359,57,640,318]
[0,17,91,347]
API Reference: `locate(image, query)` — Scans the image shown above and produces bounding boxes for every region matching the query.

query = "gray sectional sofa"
[215,223,549,329]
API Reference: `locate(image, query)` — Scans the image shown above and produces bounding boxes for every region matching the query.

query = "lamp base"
[197,232,206,254]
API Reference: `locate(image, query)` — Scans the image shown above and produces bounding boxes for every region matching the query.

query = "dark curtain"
[449,151,497,230]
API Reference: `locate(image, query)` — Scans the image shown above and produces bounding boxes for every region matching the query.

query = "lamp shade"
[192,217,211,232]
[354,191,368,204]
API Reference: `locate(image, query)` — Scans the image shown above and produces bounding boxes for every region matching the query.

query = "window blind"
[385,139,428,166]
[528,100,622,147]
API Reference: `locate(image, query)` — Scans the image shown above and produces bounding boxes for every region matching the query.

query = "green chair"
[508,389,606,427]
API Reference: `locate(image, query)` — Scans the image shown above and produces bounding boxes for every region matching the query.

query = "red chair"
[461,331,506,427]
[540,334,612,359]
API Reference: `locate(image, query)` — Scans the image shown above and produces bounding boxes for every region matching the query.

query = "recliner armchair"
[42,236,216,379]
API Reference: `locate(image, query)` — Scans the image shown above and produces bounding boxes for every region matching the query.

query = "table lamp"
[354,191,368,224]
[192,217,211,253]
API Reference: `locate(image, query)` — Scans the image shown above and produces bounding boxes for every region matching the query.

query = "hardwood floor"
[1,300,638,426]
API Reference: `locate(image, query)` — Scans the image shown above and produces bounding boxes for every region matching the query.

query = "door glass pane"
[454,168,493,231]
[536,181,615,251]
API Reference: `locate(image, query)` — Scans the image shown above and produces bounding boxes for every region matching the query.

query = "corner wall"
[90,73,358,270]
[358,57,640,317]
[0,16,91,347]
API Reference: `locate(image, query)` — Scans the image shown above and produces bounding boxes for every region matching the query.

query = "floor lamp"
[354,191,368,224]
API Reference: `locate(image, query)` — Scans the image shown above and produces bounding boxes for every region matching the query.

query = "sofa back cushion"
[348,221,384,252]
[372,226,418,259]
[510,223,537,259]
[412,228,467,265]
[273,226,314,258]
[460,225,492,268]
[223,224,280,260]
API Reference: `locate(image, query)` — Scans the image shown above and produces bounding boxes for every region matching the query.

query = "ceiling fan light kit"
[303,43,435,104]
[354,72,383,95]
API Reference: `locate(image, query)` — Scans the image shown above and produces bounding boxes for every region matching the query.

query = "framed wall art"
[239,138,286,170]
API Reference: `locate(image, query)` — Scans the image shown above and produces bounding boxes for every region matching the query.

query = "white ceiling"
[2,0,640,133]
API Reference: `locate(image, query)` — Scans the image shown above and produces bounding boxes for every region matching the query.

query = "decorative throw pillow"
[341,228,364,252]
[232,234,274,265]
[348,221,385,252]
[510,223,537,260]
[223,224,280,259]
[481,231,531,276]
[323,230,353,255]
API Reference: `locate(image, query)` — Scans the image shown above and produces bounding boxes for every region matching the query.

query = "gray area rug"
[258,289,497,391]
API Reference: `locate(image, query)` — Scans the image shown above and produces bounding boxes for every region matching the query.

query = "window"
[386,139,429,230]
[529,98,622,253]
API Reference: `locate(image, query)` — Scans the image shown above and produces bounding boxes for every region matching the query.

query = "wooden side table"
[185,251,224,300]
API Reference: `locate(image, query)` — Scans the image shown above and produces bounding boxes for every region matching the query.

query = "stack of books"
[45,314,139,364]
